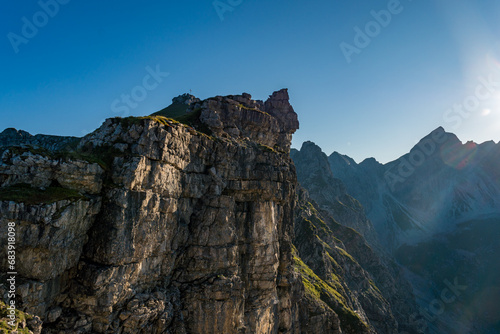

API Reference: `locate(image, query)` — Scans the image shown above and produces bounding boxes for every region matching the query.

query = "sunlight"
[481,108,491,116]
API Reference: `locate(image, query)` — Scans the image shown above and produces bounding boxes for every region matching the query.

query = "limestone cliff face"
[1,90,416,334]
[0,89,305,334]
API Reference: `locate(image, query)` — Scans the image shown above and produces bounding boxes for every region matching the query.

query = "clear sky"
[1,0,500,163]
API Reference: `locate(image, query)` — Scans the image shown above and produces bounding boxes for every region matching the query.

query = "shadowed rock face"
[0,128,79,152]
[313,127,500,333]
[291,141,379,248]
[291,144,420,334]
[0,90,418,334]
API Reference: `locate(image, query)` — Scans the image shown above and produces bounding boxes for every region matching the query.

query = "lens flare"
[487,52,500,70]
[441,141,478,170]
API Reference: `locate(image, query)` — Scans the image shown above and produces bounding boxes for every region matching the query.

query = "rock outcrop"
[171,93,200,106]
[192,90,298,151]
[291,141,379,247]
[0,128,79,152]
[0,89,418,334]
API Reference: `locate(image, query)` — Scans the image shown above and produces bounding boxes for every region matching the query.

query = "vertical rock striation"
[1,89,417,334]
[1,90,303,334]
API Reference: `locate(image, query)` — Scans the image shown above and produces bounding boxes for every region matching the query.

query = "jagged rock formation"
[300,127,500,333]
[327,127,500,249]
[192,90,299,151]
[171,93,200,106]
[0,128,79,152]
[0,90,301,334]
[291,145,420,333]
[291,141,379,247]
[0,89,417,334]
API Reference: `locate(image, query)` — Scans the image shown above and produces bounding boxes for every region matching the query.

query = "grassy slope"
[151,103,189,118]
[293,200,372,333]
[0,300,34,334]
[0,183,84,205]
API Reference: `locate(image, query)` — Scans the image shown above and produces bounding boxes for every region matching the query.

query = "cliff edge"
[0,89,417,334]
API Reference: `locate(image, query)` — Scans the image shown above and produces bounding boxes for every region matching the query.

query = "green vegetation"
[237,103,272,117]
[294,254,345,303]
[336,246,358,265]
[297,202,334,239]
[2,146,53,158]
[65,144,127,170]
[367,279,387,305]
[258,144,276,153]
[119,115,174,128]
[152,102,190,118]
[0,300,33,334]
[150,102,202,127]
[294,201,371,332]
[293,254,369,333]
[0,183,85,205]
[128,105,212,137]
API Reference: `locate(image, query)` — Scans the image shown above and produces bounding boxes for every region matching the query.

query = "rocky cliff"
[291,143,420,333]
[1,90,417,334]
[301,128,500,333]
[291,142,379,247]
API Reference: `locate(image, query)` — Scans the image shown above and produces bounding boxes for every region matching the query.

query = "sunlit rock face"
[195,89,299,151]
[0,90,422,334]
[0,90,304,334]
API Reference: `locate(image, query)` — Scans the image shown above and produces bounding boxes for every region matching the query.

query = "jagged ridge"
[1,90,418,334]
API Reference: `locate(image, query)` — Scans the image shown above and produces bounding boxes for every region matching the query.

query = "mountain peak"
[300,141,323,154]
[172,93,200,105]
[428,126,458,141]
[410,126,461,157]
[264,88,299,133]
[329,151,357,167]
[435,126,445,132]
[197,89,299,150]
[360,157,381,167]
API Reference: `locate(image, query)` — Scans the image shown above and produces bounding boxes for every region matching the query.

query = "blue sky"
[1,0,500,163]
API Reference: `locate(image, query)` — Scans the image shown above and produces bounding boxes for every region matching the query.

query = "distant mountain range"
[292,127,500,333]
[327,126,500,248]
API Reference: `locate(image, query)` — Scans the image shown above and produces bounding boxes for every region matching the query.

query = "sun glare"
[481,108,491,116]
